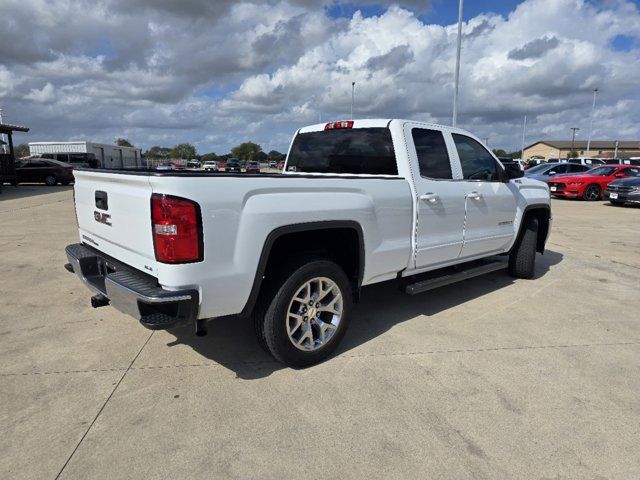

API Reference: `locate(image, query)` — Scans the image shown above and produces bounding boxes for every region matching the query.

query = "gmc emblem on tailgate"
[94,211,112,226]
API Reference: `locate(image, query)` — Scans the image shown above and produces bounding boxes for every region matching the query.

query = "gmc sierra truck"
[65,119,551,367]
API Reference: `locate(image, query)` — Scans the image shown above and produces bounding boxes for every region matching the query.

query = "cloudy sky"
[1,0,639,154]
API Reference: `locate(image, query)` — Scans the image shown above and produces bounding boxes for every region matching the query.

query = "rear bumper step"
[404,257,508,295]
[65,243,199,330]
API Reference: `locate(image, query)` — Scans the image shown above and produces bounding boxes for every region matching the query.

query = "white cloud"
[0,0,639,153]
[24,83,56,103]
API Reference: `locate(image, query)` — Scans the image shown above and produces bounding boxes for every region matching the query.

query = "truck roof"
[298,118,468,134]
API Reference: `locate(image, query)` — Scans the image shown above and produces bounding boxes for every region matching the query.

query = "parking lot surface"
[2,185,639,480]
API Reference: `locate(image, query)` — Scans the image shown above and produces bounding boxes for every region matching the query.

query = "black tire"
[255,258,352,368]
[582,184,601,201]
[509,217,538,279]
[44,175,57,186]
[609,200,625,206]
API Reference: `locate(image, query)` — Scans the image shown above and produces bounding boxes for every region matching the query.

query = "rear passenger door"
[450,134,518,259]
[407,126,468,268]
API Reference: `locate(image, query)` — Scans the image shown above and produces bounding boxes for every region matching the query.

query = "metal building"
[28,141,142,168]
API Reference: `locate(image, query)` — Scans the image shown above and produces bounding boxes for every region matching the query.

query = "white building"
[29,141,142,168]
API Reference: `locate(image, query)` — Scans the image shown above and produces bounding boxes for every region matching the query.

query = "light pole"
[452,0,463,127]
[570,127,580,158]
[614,140,619,159]
[350,82,355,120]
[520,115,527,161]
[586,88,598,154]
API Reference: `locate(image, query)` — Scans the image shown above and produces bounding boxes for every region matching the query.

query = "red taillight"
[324,120,354,130]
[151,194,203,264]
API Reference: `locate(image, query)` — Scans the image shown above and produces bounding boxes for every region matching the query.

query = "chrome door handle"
[420,193,439,203]
[467,192,482,200]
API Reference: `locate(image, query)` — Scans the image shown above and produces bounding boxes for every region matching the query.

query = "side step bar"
[404,257,508,295]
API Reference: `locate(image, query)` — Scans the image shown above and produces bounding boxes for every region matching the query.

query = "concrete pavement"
[1,185,639,479]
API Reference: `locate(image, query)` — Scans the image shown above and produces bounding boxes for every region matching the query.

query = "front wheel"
[44,175,57,186]
[509,217,538,279]
[583,184,601,201]
[256,259,353,368]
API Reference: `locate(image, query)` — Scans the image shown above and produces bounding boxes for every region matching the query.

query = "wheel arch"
[240,220,365,317]
[513,204,551,254]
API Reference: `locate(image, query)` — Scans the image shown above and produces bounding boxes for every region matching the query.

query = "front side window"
[411,128,452,179]
[452,134,500,181]
[287,127,397,175]
[569,164,589,173]
[549,164,569,174]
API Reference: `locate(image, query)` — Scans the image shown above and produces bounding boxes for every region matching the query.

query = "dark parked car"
[605,176,640,206]
[41,152,100,168]
[15,159,74,186]
[245,161,260,173]
[225,160,242,173]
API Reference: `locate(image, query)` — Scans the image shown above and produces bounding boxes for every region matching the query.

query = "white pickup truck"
[65,119,551,367]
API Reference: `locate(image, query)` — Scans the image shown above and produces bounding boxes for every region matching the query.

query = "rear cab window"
[287,127,397,175]
[411,128,452,179]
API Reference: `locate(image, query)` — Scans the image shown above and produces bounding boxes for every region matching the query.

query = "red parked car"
[547,165,640,201]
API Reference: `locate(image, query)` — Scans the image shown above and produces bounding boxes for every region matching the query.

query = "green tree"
[200,152,219,163]
[568,150,579,158]
[255,151,268,162]
[144,146,171,159]
[170,143,197,159]
[267,150,285,162]
[492,149,508,157]
[231,142,262,160]
[116,138,133,147]
[15,143,30,158]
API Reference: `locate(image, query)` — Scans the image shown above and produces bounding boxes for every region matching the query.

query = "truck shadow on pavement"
[0,184,73,201]
[168,250,563,380]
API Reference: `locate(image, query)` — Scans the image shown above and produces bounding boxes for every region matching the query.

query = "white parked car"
[202,161,218,172]
[65,119,552,367]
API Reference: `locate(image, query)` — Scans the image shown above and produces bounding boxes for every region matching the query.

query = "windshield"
[585,167,616,176]
[526,164,552,174]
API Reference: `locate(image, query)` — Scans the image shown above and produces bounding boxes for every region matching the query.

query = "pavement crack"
[53,331,154,480]
[3,341,639,379]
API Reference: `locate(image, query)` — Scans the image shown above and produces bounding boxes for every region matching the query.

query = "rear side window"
[452,134,500,181]
[287,128,397,175]
[412,128,452,179]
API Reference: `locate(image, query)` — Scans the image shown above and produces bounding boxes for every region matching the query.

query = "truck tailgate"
[73,170,158,275]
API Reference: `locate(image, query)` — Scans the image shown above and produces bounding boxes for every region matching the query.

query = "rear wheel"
[582,184,601,201]
[44,175,57,186]
[254,258,352,368]
[609,200,625,206]
[508,217,538,279]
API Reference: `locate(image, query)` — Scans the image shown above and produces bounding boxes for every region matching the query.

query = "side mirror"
[505,163,524,180]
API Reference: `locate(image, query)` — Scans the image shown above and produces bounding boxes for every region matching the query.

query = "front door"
[408,125,468,268]
[450,133,518,259]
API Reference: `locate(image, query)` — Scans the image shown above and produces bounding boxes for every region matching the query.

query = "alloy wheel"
[286,277,343,351]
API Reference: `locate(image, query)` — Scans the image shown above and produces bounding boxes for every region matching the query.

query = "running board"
[404,257,508,295]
